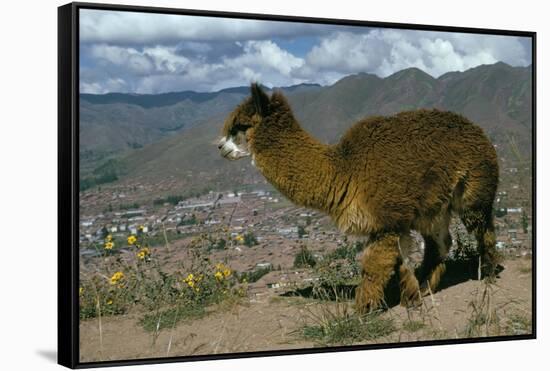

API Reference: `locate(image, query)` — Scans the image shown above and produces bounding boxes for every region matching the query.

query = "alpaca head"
[218,83,269,161]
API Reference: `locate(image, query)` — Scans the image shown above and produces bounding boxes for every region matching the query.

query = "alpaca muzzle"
[218,136,250,160]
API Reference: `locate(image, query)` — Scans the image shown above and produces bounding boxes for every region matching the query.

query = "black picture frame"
[58,2,537,368]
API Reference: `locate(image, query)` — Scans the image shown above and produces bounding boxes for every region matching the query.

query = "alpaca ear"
[250,83,269,117]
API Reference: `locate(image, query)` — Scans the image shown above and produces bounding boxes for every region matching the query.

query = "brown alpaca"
[218,83,499,312]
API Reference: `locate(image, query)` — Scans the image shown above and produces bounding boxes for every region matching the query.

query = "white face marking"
[219,135,250,160]
[224,137,239,151]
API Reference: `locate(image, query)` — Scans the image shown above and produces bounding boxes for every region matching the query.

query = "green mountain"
[81,62,532,193]
[79,83,322,158]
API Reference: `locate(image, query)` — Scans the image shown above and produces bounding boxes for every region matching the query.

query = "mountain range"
[79,62,532,192]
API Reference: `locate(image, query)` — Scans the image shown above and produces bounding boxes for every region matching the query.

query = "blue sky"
[79,9,532,94]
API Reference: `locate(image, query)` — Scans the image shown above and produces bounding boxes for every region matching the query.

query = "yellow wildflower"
[136,247,150,260]
[184,273,197,288]
[106,234,113,241]
[235,234,244,242]
[223,268,231,277]
[138,225,145,231]
[104,241,114,250]
[215,271,224,281]
[216,263,224,270]
[110,271,124,285]
[127,235,137,245]
[79,287,84,296]
[106,299,113,305]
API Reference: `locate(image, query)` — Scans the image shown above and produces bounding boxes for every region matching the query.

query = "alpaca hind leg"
[397,233,421,307]
[355,233,400,313]
[460,209,499,279]
[457,166,499,279]
[419,235,448,295]
[419,211,451,295]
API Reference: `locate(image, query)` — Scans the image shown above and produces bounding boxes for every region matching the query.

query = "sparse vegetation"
[208,238,227,251]
[80,159,124,191]
[243,231,258,247]
[298,225,307,238]
[79,228,247,336]
[152,188,213,206]
[325,241,364,261]
[118,202,140,210]
[140,306,206,332]
[461,280,518,338]
[238,266,272,283]
[298,297,395,346]
[504,313,532,335]
[402,320,426,333]
[293,245,316,268]
[178,214,197,226]
[153,194,184,206]
[521,210,529,233]
[312,242,362,297]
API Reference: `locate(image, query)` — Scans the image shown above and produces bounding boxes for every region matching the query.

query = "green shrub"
[239,266,272,283]
[243,231,258,247]
[294,246,316,268]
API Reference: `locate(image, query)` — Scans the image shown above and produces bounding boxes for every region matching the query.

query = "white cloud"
[81,77,127,94]
[81,40,311,94]
[142,46,190,73]
[80,9,332,45]
[304,29,530,79]
[79,12,532,94]
[306,31,388,74]
[225,41,304,77]
[88,44,191,76]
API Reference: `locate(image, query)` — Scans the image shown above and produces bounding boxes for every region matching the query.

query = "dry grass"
[293,286,395,346]
[460,279,522,338]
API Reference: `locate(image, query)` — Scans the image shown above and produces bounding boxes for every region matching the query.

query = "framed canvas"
[58,2,536,368]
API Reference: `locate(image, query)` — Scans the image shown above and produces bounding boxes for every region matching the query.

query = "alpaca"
[218,83,499,312]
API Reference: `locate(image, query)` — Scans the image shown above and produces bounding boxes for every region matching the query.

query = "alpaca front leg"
[397,233,421,307]
[399,264,421,307]
[479,227,500,280]
[355,233,400,313]
[420,262,446,296]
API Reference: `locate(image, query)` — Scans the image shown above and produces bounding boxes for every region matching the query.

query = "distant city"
[79,155,532,293]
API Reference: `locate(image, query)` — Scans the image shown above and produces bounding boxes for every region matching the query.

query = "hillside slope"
[82,62,532,192]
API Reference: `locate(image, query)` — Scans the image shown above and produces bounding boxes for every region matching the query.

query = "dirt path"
[80,257,532,362]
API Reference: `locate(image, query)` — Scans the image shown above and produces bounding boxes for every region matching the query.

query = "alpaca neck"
[251,118,337,212]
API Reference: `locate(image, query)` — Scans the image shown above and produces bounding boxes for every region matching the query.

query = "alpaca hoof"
[419,263,445,296]
[419,281,434,297]
[480,262,498,281]
[400,287,421,308]
[399,266,421,308]
[480,268,497,283]
[400,295,422,308]
[355,298,382,314]
[355,283,383,314]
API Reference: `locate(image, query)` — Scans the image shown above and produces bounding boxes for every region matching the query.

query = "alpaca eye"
[231,124,250,135]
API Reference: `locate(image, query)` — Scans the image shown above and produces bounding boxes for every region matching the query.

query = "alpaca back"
[330,109,498,235]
